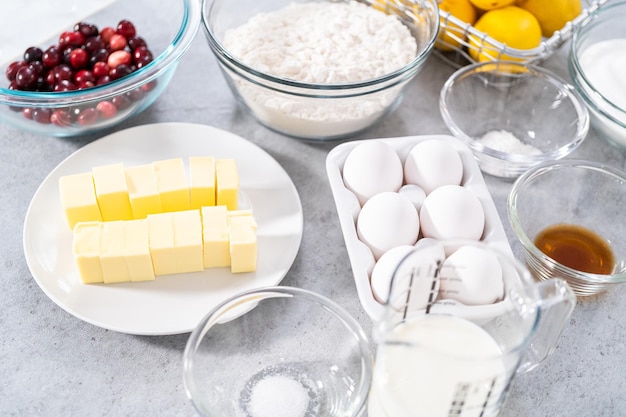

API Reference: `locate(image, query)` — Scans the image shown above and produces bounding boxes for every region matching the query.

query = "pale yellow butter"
[189,156,216,209]
[92,163,133,221]
[201,205,230,268]
[125,164,162,219]
[124,219,155,282]
[227,211,257,273]
[216,159,239,210]
[100,221,131,283]
[147,212,177,276]
[173,209,204,273]
[59,172,102,229]
[153,158,190,213]
[72,221,104,284]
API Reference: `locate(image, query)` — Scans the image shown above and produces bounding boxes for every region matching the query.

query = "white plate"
[23,122,303,335]
[326,135,511,321]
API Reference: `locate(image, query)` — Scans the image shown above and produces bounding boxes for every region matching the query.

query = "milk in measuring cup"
[369,315,508,417]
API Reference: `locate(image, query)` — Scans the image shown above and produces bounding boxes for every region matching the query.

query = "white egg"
[382,239,446,312]
[420,185,485,241]
[357,192,419,260]
[438,245,504,305]
[398,184,426,212]
[370,245,415,304]
[404,139,464,194]
[342,141,403,205]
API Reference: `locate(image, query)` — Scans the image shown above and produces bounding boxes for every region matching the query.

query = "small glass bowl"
[507,159,626,296]
[569,0,626,149]
[0,0,200,137]
[201,0,439,140]
[183,286,373,417]
[440,61,589,179]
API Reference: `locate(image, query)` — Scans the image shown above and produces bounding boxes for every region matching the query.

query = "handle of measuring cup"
[517,278,576,374]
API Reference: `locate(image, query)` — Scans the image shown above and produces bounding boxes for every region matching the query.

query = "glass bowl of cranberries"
[0,0,200,137]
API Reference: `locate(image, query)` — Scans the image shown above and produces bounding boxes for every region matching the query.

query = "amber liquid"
[534,224,615,275]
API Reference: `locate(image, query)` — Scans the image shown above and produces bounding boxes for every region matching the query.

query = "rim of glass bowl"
[183,285,373,417]
[507,159,626,285]
[440,60,590,164]
[0,0,201,107]
[569,0,626,129]
[201,0,439,92]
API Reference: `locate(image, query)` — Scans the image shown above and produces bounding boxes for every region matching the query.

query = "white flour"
[221,1,419,138]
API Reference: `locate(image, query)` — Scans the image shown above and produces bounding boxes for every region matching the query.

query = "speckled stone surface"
[1,11,626,417]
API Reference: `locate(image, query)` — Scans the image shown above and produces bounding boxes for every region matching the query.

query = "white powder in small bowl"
[220,1,420,138]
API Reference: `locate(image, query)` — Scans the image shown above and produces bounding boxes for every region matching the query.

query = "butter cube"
[153,158,190,212]
[100,221,131,283]
[124,219,155,282]
[125,164,163,219]
[59,172,102,229]
[72,221,103,284]
[189,156,216,209]
[201,205,230,268]
[216,159,239,210]
[92,163,133,221]
[173,209,204,273]
[147,212,177,276]
[228,212,257,273]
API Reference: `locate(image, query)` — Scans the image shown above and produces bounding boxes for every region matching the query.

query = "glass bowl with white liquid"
[440,60,589,179]
[201,0,439,140]
[569,0,626,149]
[183,286,373,417]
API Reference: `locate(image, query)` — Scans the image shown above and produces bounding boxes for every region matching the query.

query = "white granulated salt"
[221,1,419,137]
[223,1,417,84]
[478,130,542,155]
[248,375,309,417]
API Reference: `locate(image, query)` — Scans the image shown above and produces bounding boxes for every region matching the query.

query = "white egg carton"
[326,135,512,321]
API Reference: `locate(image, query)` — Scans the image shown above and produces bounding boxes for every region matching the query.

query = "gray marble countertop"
[2,20,626,417]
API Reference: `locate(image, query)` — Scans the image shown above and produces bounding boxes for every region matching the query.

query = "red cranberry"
[96,101,117,118]
[92,62,109,78]
[109,64,132,80]
[100,27,116,43]
[112,94,131,110]
[15,66,38,90]
[51,109,73,126]
[77,107,99,125]
[116,20,136,38]
[54,80,78,92]
[96,75,112,85]
[127,36,147,51]
[133,47,153,68]
[53,64,73,82]
[60,31,86,48]
[127,88,145,102]
[89,48,110,67]
[84,36,105,54]
[6,61,27,81]
[74,22,99,38]
[74,69,95,85]
[141,80,158,93]
[42,47,61,68]
[109,34,127,51]
[28,61,45,76]
[70,48,88,69]
[22,108,34,119]
[24,47,43,63]
[32,108,52,124]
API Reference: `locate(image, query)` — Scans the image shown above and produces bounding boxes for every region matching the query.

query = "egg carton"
[326,135,512,322]
[365,0,609,67]
[435,0,609,66]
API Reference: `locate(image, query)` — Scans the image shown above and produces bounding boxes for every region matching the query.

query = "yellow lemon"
[468,6,542,62]
[468,0,515,10]
[517,0,582,37]
[437,0,478,51]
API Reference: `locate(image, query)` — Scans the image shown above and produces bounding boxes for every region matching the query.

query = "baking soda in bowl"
[221,1,418,138]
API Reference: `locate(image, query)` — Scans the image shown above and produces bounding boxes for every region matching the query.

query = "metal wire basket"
[434,0,609,66]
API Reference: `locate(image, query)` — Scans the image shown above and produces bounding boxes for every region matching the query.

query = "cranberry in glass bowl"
[0,0,200,137]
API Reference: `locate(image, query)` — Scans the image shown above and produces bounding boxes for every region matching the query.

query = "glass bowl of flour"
[201,0,439,140]
[440,61,590,179]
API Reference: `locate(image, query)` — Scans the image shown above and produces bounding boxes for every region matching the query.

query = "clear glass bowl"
[440,61,589,179]
[183,286,373,417]
[0,0,200,137]
[569,0,626,149]
[201,0,439,140]
[507,159,626,296]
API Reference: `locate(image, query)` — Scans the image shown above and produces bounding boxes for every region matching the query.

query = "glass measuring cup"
[368,240,576,417]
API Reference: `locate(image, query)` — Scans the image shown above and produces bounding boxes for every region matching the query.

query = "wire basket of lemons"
[434,0,609,65]
[369,0,609,66]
